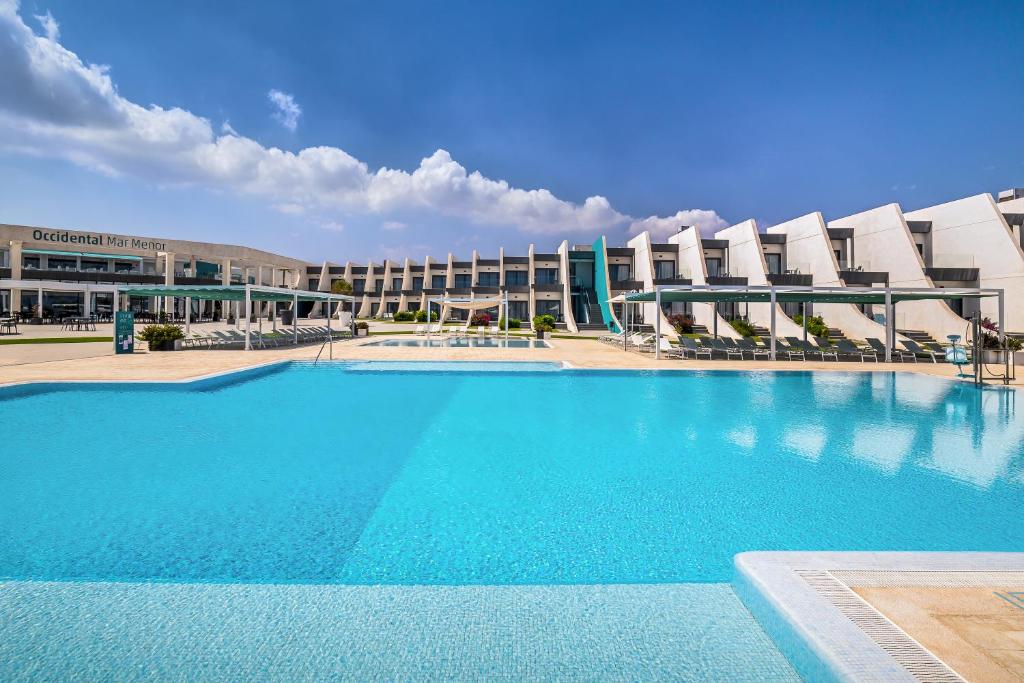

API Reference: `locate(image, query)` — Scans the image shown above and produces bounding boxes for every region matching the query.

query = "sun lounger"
[901,339,944,363]
[772,339,805,361]
[736,337,771,359]
[678,336,713,360]
[835,339,876,362]
[866,337,914,362]
[810,337,840,362]
[704,337,744,360]
[787,336,837,361]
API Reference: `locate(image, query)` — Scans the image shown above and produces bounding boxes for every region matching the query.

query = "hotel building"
[3,188,1023,340]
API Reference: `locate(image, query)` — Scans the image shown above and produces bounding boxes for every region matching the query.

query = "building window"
[353,279,365,294]
[431,275,446,289]
[654,260,675,280]
[535,268,558,285]
[412,277,423,292]
[0,250,9,268]
[608,264,631,281]
[373,280,384,294]
[454,274,471,288]
[834,250,843,268]
[386,301,399,314]
[505,270,527,286]
[508,301,529,319]
[477,272,499,287]
[392,277,403,291]
[764,253,782,275]
[706,257,722,277]
[23,256,40,270]
[535,299,561,320]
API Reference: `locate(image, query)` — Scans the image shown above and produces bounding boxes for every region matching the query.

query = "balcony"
[759,233,787,244]
[925,267,979,282]
[533,253,559,261]
[401,289,420,296]
[0,267,11,279]
[533,282,562,292]
[654,277,692,286]
[706,275,747,286]
[505,285,530,294]
[701,239,730,249]
[446,287,471,295]
[610,279,642,290]
[176,277,222,286]
[504,256,529,264]
[766,273,812,286]
[839,270,888,286]
[473,286,500,295]
[651,244,678,253]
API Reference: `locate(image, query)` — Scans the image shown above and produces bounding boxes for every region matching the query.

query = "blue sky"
[0,0,1021,262]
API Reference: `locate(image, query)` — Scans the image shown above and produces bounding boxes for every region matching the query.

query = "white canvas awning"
[438,296,505,311]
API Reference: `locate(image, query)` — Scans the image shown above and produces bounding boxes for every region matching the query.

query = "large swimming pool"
[1,362,1020,584]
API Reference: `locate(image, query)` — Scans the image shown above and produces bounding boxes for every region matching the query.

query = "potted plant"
[1006,335,1024,366]
[136,323,185,351]
[355,320,369,337]
[532,314,555,339]
[979,317,1009,364]
[281,309,294,326]
[470,312,491,327]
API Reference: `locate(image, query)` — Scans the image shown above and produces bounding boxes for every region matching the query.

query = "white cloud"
[33,9,57,40]
[267,89,301,132]
[381,220,406,231]
[627,209,728,240]
[0,2,726,239]
[318,220,344,232]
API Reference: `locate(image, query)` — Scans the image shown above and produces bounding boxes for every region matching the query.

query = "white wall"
[627,231,677,339]
[905,194,1024,333]
[767,212,900,342]
[829,204,966,339]
[667,227,740,338]
[714,219,804,338]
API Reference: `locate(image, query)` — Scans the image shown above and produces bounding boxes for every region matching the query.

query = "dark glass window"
[505,270,528,286]
[431,275,446,289]
[477,272,499,287]
[534,268,558,285]
[764,253,782,274]
[392,277,403,291]
[705,258,722,277]
[654,260,675,279]
[608,264,631,281]
[454,274,471,288]
[508,301,529,319]
[353,279,366,294]
[535,299,561,319]
[412,277,424,291]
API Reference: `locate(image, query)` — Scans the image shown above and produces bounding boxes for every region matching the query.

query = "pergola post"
[504,291,509,338]
[112,288,119,316]
[623,298,629,350]
[327,294,333,360]
[185,296,191,336]
[884,288,892,363]
[802,301,807,343]
[998,289,1005,344]
[293,291,299,346]
[713,311,718,339]
[655,288,661,360]
[244,285,252,350]
[769,287,777,361]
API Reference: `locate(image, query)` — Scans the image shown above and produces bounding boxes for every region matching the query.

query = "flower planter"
[1014,351,1024,367]
[537,330,551,340]
[356,328,369,337]
[981,349,1008,365]
[148,339,181,352]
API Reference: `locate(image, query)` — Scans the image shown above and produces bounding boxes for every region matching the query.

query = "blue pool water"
[0,363,1021,584]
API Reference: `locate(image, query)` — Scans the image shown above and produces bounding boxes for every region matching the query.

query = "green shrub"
[497,317,522,329]
[792,314,829,339]
[136,324,184,343]
[393,310,415,322]
[330,279,353,295]
[532,314,556,332]
[729,318,756,337]
[414,309,439,323]
[355,321,369,330]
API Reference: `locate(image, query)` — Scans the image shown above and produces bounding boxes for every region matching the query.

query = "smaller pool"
[364,337,550,348]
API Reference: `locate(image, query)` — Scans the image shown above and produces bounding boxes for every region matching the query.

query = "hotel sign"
[114,311,135,354]
[31,229,167,252]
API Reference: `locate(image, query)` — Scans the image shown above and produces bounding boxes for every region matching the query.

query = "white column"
[293,292,299,345]
[327,297,333,359]
[185,296,191,336]
[655,289,661,360]
[244,286,252,350]
[770,288,777,361]
[884,288,892,363]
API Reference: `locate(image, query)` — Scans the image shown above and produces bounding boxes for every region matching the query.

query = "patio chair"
[787,336,837,362]
[901,339,944,363]
[704,337,744,360]
[772,338,805,361]
[736,337,771,360]
[835,339,877,362]
[810,337,840,362]
[866,337,915,362]
[0,318,17,335]
[413,324,426,335]
[678,336,713,360]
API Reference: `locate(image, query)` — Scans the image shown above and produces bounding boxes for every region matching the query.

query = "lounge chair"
[678,336,713,360]
[835,339,876,362]
[787,336,837,362]
[866,337,914,362]
[811,337,840,362]
[736,337,771,360]
[629,332,654,348]
[600,329,626,344]
[704,337,744,360]
[646,337,684,358]
[901,339,944,363]
[771,338,805,361]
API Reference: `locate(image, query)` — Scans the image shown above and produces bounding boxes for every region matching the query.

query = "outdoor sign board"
[114,311,134,354]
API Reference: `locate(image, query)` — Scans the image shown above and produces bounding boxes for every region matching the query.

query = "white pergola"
[118,284,356,353]
[424,292,510,340]
[623,283,1004,361]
